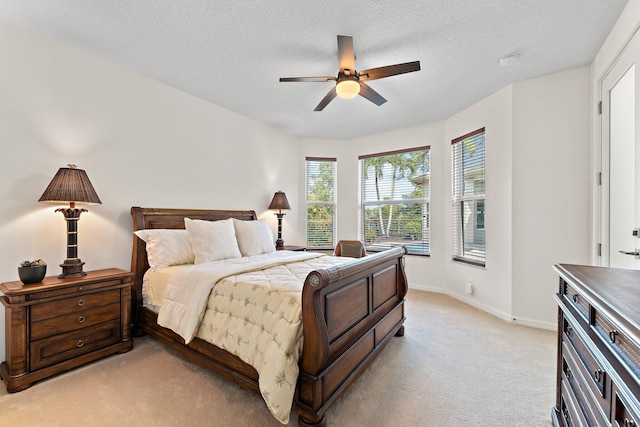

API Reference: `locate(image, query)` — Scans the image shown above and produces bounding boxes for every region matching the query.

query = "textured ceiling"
[0,1,629,140]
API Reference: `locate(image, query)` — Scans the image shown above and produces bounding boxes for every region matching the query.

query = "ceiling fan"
[279,35,421,111]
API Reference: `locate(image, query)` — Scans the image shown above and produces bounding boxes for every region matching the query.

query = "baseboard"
[510,316,556,331]
[408,283,556,331]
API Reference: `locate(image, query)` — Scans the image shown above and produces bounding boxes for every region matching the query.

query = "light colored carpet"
[0,290,556,426]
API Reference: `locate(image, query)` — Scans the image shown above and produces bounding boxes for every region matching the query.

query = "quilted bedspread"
[157,251,352,424]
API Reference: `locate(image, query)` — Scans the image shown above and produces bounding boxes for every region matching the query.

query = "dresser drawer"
[31,303,120,341]
[613,388,640,427]
[30,320,121,371]
[592,310,640,381]
[560,278,590,322]
[561,373,589,427]
[562,349,608,427]
[31,289,121,321]
[563,315,609,411]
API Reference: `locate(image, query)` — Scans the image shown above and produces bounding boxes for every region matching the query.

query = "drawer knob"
[572,294,579,303]
[566,325,572,337]
[77,299,86,307]
[594,369,603,382]
[77,316,86,324]
[76,340,84,348]
[609,330,619,343]
[624,419,636,427]
[566,368,572,380]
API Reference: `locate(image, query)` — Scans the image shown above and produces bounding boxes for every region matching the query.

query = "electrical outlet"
[466,280,475,295]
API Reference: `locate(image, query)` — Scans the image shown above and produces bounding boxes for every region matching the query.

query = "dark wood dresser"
[553,264,640,426]
[0,268,133,392]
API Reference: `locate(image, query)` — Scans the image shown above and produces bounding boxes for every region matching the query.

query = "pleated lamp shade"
[268,191,290,212]
[39,165,101,205]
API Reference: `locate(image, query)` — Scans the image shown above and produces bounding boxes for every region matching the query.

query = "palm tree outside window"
[358,147,430,255]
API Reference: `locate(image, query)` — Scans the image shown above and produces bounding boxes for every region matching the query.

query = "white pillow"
[184,218,242,264]
[133,229,194,270]
[233,218,276,256]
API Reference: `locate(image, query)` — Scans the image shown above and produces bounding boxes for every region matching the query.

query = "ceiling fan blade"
[337,35,356,73]
[359,82,387,106]
[314,87,338,111]
[280,76,336,82]
[359,61,421,81]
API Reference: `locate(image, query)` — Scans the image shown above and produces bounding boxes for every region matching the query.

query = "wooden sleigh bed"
[130,206,408,427]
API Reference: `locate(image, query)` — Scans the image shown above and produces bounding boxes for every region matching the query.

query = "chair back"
[334,240,366,258]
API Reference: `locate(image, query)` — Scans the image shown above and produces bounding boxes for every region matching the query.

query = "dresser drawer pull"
[594,369,603,382]
[572,294,579,303]
[76,340,84,348]
[77,316,86,324]
[77,299,86,307]
[566,368,572,380]
[624,419,636,427]
[565,325,572,337]
[609,330,619,343]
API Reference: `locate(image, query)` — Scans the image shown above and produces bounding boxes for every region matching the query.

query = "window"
[358,147,430,255]
[451,128,486,266]
[306,157,337,249]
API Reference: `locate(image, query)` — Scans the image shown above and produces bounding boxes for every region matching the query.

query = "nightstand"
[277,245,306,251]
[0,268,133,392]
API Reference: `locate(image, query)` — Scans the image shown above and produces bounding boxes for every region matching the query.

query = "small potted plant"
[18,259,47,284]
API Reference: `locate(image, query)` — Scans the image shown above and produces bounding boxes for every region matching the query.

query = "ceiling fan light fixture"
[336,79,360,99]
[279,36,420,110]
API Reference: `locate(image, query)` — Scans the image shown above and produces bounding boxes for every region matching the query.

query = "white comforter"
[156,251,351,424]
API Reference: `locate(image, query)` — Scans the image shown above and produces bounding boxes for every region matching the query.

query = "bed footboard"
[295,247,408,426]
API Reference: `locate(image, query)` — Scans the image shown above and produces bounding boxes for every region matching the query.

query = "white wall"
[0,21,301,361]
[511,67,592,326]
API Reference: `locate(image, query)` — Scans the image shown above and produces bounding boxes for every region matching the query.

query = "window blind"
[306,157,337,249]
[451,128,486,266]
[358,147,430,255]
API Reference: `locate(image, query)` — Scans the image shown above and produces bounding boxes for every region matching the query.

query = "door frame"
[597,26,640,267]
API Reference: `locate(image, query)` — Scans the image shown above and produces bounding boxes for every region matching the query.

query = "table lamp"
[38,164,101,278]
[268,191,290,249]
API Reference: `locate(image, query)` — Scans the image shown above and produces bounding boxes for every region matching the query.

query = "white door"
[602,29,640,268]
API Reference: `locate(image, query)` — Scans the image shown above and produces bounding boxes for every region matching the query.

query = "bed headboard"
[130,206,257,315]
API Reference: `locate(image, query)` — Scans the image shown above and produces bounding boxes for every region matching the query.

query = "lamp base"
[275,212,285,250]
[59,259,86,278]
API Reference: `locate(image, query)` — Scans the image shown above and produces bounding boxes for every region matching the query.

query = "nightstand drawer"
[30,320,121,371]
[31,289,120,321]
[27,279,126,302]
[31,303,120,340]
